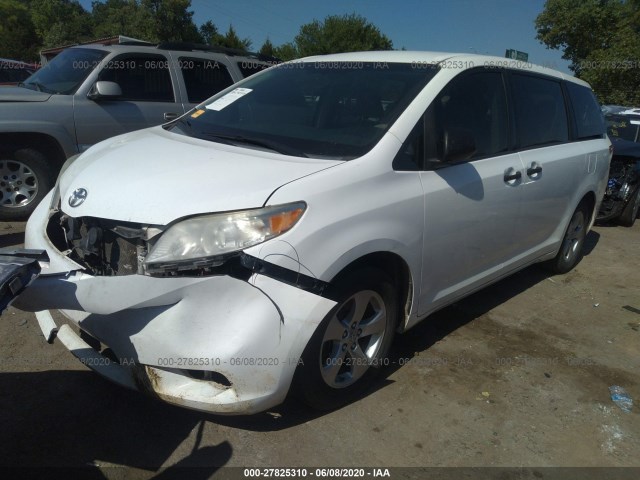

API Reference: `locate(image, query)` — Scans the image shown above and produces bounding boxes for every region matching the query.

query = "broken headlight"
[144,202,306,273]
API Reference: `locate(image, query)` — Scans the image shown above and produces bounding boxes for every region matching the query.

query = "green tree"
[536,0,640,104]
[141,0,201,42]
[218,25,252,50]
[0,0,39,60]
[273,42,298,61]
[29,0,93,47]
[293,13,393,57]
[259,37,274,57]
[91,0,156,40]
[199,19,222,45]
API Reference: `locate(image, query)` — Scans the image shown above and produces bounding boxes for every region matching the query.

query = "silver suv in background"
[0,42,273,219]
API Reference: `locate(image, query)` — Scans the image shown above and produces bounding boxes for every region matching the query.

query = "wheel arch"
[579,190,597,226]
[328,251,414,331]
[0,132,68,172]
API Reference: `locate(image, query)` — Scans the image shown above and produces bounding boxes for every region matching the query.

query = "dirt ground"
[0,218,638,478]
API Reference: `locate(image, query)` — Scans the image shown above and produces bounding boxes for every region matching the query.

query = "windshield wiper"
[200,132,308,158]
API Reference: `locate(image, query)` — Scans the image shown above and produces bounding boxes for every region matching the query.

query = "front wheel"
[546,203,588,274]
[0,148,54,220]
[294,268,398,411]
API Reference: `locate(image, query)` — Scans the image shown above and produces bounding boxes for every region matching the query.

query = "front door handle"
[504,168,522,183]
[527,162,542,177]
[164,112,179,121]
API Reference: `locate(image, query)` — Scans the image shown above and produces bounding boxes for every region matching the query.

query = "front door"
[74,53,184,150]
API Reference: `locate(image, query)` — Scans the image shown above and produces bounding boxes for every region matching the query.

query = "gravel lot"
[0,219,638,478]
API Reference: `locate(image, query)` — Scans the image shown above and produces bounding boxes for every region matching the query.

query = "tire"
[618,185,640,227]
[0,148,54,221]
[546,203,588,274]
[294,268,398,411]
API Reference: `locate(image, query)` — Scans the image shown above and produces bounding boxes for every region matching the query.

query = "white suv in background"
[6,51,610,414]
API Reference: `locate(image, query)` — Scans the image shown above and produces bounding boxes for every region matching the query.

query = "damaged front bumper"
[3,192,336,415]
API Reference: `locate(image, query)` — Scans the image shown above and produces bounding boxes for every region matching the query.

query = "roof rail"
[156,42,279,63]
[119,40,157,47]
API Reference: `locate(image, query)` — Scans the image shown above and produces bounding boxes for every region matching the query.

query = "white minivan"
[4,51,610,414]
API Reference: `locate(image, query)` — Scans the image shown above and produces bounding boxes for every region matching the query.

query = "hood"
[59,127,342,224]
[0,86,52,102]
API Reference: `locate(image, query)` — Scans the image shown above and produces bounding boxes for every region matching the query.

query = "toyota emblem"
[68,188,88,207]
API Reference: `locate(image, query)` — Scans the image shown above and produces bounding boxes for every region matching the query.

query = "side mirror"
[87,81,122,101]
[443,128,476,163]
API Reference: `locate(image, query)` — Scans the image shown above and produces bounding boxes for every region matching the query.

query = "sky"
[77,0,571,74]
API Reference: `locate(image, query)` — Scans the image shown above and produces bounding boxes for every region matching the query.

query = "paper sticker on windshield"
[631,120,640,125]
[190,109,205,118]
[206,88,252,111]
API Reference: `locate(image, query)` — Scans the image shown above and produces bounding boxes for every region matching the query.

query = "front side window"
[180,57,234,103]
[408,70,509,169]
[169,62,438,159]
[98,54,174,102]
[21,48,108,94]
[511,74,569,148]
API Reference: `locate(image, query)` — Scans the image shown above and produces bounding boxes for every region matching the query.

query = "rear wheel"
[294,268,398,411]
[618,186,640,227]
[546,203,588,274]
[0,148,54,220]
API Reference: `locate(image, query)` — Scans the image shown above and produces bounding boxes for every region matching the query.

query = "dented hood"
[59,127,341,224]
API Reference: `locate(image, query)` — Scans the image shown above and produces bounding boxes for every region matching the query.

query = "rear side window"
[99,54,174,102]
[511,74,569,148]
[180,57,234,103]
[566,82,605,139]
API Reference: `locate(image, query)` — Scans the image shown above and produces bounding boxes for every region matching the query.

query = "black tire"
[0,148,54,221]
[294,268,398,411]
[546,203,589,274]
[618,185,640,227]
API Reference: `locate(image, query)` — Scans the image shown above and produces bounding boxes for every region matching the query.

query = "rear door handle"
[504,168,522,183]
[164,112,179,121]
[527,162,542,177]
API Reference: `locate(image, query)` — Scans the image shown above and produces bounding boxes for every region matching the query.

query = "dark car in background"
[0,59,39,86]
[598,111,640,226]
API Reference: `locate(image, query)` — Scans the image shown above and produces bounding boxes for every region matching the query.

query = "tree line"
[0,0,392,62]
[1,0,639,105]
[536,0,640,105]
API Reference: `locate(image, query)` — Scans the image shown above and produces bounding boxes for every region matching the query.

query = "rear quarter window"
[566,82,605,139]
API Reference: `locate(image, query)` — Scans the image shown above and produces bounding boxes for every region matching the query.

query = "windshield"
[169,61,438,159]
[20,48,108,95]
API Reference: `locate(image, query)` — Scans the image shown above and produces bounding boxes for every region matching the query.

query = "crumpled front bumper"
[10,192,336,415]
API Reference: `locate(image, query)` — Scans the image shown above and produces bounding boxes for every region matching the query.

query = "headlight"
[144,202,306,272]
